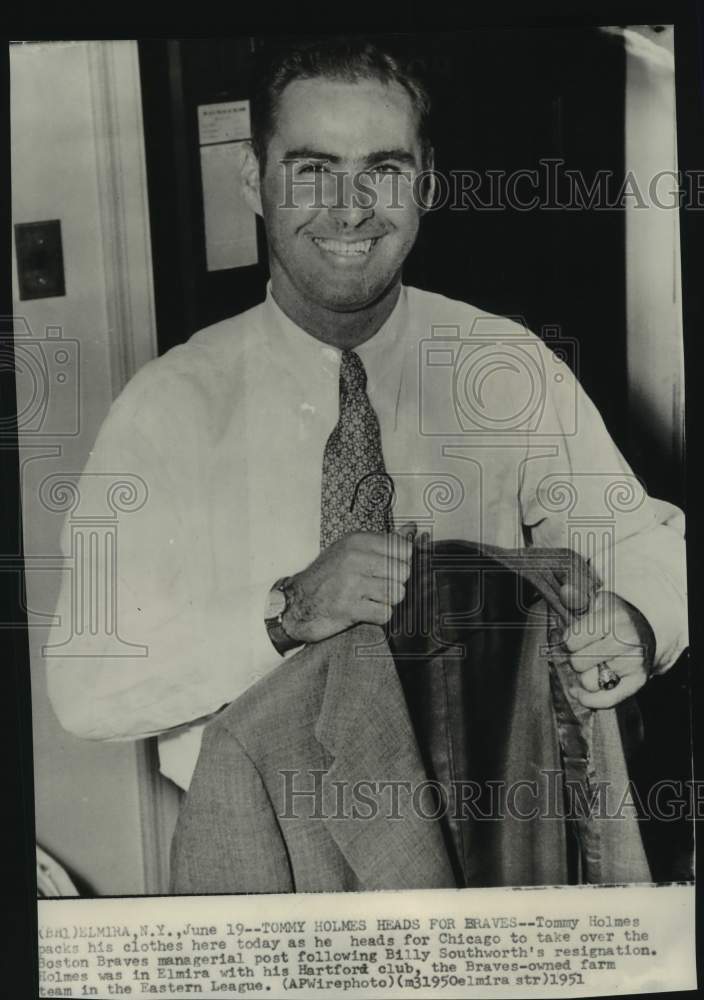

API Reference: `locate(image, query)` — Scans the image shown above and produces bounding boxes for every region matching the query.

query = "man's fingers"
[568,670,644,709]
[561,638,646,672]
[355,553,411,584]
[559,581,590,615]
[574,664,602,693]
[351,545,411,581]
[561,591,630,653]
[555,552,597,612]
[353,598,394,627]
[360,576,406,606]
[569,656,642,693]
[350,530,414,565]
[561,609,605,653]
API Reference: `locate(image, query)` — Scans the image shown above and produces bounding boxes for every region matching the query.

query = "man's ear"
[418,148,437,213]
[240,141,263,217]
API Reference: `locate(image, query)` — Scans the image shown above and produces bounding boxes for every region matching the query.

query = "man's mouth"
[311,237,379,256]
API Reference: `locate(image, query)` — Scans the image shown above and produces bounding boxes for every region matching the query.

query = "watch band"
[265,577,302,655]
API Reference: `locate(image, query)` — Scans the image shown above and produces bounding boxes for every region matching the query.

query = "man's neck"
[270,277,402,350]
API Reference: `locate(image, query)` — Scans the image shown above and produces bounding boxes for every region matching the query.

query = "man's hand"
[553,587,656,708]
[282,524,416,644]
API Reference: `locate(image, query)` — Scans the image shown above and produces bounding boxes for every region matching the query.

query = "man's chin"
[306,275,399,314]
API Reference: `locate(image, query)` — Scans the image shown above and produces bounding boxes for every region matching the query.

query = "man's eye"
[297,162,328,175]
[373,163,403,175]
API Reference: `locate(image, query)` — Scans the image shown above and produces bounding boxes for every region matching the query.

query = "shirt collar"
[261,282,409,387]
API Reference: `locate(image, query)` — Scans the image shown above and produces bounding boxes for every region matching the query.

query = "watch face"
[265,586,287,621]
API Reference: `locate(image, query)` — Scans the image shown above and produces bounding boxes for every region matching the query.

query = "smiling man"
[47,36,687,818]
[246,73,427,342]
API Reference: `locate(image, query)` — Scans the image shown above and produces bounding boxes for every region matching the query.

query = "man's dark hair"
[250,35,433,168]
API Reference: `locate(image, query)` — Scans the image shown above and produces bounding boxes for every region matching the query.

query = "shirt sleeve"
[45,363,284,741]
[519,340,688,674]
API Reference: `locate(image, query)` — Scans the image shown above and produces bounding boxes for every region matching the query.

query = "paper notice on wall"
[197,99,251,145]
[200,140,258,271]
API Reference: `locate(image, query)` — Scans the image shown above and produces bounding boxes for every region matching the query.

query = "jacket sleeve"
[45,363,284,740]
[169,722,293,894]
[519,340,688,674]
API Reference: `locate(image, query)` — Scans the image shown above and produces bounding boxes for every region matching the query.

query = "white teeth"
[313,238,375,255]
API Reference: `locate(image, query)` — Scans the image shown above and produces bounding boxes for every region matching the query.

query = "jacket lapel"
[314,624,456,890]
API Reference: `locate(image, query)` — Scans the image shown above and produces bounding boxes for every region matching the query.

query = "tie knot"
[340,350,367,393]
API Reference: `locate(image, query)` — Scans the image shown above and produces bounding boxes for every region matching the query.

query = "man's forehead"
[271,76,421,158]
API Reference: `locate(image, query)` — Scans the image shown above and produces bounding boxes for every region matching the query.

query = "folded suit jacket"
[170,542,650,894]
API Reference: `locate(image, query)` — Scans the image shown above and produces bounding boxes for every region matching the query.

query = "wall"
[622,25,685,501]
[10,40,169,895]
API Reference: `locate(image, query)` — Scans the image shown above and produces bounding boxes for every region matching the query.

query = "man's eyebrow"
[363,149,418,167]
[279,147,418,166]
[281,148,342,163]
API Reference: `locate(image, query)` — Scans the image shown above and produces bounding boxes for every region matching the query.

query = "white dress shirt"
[46,285,688,788]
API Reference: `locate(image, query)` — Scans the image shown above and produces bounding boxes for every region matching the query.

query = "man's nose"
[327,171,375,227]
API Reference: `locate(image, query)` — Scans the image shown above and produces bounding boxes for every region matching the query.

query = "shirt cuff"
[608,570,689,674]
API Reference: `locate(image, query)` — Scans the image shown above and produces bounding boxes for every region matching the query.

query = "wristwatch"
[264,577,301,655]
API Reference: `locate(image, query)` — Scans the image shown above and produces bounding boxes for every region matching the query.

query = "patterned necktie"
[320,349,395,550]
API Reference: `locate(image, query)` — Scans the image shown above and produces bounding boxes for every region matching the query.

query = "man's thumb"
[559,578,591,615]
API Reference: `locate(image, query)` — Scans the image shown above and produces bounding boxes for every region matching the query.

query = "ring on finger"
[597,662,621,691]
